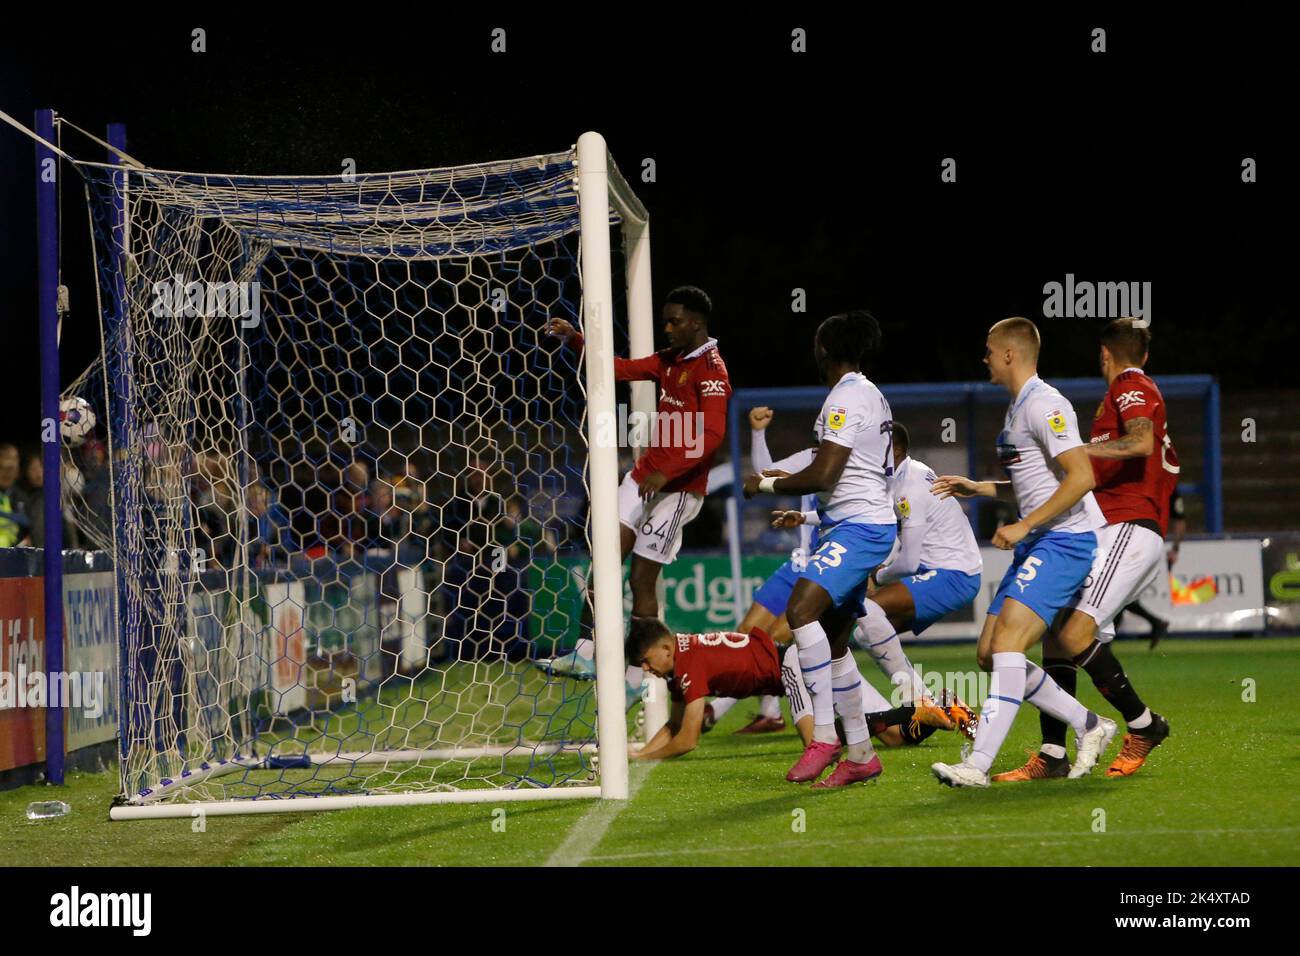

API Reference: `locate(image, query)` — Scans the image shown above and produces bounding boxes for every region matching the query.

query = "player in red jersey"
[996,318,1174,782]
[625,617,962,783]
[534,288,732,699]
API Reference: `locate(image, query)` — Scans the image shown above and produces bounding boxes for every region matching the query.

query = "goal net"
[59,132,642,817]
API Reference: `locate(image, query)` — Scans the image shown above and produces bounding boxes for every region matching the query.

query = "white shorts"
[1073,521,1165,641]
[617,471,703,566]
[780,645,889,726]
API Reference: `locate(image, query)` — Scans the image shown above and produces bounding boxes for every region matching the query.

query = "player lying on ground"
[533,287,731,706]
[742,311,900,786]
[707,405,818,734]
[626,618,966,787]
[997,318,1174,782]
[928,317,1117,788]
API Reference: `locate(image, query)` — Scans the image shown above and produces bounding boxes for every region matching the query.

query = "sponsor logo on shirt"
[661,393,686,409]
[896,497,911,519]
[1116,389,1147,412]
[699,379,727,397]
[827,406,848,431]
[1047,410,1068,434]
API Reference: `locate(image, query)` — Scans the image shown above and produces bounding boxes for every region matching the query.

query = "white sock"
[625,665,644,688]
[1128,707,1153,730]
[856,601,924,704]
[573,638,595,661]
[969,651,1026,774]
[710,696,738,720]
[781,645,813,725]
[759,695,782,720]
[793,621,836,743]
[832,653,875,762]
[1023,661,1090,735]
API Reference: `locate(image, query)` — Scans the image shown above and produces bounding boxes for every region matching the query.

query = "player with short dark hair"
[627,617,961,778]
[534,288,731,705]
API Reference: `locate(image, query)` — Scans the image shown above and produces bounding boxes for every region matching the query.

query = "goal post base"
[109,784,606,821]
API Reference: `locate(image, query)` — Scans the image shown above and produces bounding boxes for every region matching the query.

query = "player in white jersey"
[859,422,982,716]
[768,420,979,738]
[743,311,898,787]
[929,318,1116,788]
[715,410,958,741]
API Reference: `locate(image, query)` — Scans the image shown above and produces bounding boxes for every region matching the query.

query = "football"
[59,395,96,445]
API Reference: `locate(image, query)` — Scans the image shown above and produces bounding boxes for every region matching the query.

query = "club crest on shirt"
[679,371,690,386]
[827,406,848,431]
[1046,409,1068,434]
[1095,401,1106,420]
[895,497,911,520]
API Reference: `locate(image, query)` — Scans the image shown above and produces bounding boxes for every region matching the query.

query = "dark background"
[1,12,1293,445]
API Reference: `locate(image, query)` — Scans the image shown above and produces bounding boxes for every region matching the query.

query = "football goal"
[19,109,657,818]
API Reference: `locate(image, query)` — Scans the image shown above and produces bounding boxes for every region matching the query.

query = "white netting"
[60,150,632,805]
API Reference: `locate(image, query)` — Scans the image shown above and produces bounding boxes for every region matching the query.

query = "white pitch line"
[584,824,1300,864]
[544,761,656,867]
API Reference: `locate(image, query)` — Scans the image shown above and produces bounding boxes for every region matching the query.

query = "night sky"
[1,13,1293,450]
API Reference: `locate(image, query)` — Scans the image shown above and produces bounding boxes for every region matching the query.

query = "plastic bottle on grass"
[25,801,71,820]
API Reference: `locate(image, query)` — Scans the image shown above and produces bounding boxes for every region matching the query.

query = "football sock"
[792,621,837,743]
[709,697,738,721]
[969,652,1026,774]
[1074,639,1149,724]
[1024,661,1090,735]
[759,695,783,720]
[831,653,871,752]
[1123,600,1165,628]
[856,600,925,703]
[1038,656,1076,752]
[899,719,939,746]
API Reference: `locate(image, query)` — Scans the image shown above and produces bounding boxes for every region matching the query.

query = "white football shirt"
[997,375,1102,536]
[878,456,983,581]
[813,371,896,525]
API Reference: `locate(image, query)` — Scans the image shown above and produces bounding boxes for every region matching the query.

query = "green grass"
[4,637,1298,866]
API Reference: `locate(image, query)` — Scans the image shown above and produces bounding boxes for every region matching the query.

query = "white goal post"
[26,115,664,818]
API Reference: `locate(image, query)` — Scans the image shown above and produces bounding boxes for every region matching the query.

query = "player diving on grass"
[929,317,1116,788]
[995,318,1174,782]
[533,287,731,706]
[705,405,817,734]
[742,310,900,787]
[626,617,966,775]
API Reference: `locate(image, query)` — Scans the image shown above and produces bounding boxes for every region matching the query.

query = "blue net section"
[61,151,632,805]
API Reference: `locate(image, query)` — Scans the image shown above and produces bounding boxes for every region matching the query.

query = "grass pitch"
[3,637,1298,866]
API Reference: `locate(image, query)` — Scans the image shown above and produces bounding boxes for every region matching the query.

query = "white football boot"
[1069,715,1119,778]
[931,761,990,788]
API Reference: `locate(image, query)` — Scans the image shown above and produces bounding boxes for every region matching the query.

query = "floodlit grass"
[3,638,1297,866]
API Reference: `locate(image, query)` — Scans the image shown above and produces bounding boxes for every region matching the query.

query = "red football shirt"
[667,627,783,705]
[571,334,732,495]
[1089,368,1181,533]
